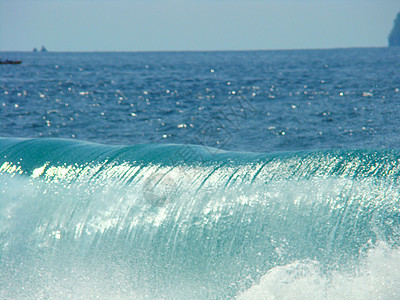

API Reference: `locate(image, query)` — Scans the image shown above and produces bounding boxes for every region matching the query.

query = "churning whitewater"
[1,137,400,299]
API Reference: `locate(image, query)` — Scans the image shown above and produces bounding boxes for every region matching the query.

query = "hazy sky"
[1,0,399,51]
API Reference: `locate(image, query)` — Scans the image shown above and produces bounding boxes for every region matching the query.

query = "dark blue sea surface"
[1,48,400,151]
[1,48,400,299]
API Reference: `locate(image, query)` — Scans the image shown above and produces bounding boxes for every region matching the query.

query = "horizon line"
[0,45,392,53]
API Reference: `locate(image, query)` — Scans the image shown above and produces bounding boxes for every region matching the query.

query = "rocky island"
[389,12,400,47]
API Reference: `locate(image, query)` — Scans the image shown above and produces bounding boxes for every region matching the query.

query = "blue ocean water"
[1,48,400,299]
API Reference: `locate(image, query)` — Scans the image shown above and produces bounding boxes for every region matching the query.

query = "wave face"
[1,138,400,299]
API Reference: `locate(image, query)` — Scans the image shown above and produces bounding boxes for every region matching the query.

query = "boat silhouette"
[0,59,22,65]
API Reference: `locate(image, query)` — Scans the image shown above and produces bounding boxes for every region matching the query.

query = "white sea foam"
[238,241,400,300]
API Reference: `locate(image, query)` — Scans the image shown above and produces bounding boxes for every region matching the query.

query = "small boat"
[0,59,22,65]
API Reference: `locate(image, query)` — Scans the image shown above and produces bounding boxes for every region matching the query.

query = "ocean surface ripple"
[1,48,400,299]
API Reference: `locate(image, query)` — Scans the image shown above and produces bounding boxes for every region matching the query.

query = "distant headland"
[389,13,400,47]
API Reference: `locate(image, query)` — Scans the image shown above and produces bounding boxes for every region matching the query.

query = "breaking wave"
[1,138,400,299]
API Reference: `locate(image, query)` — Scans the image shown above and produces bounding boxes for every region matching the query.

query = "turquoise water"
[1,48,400,299]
